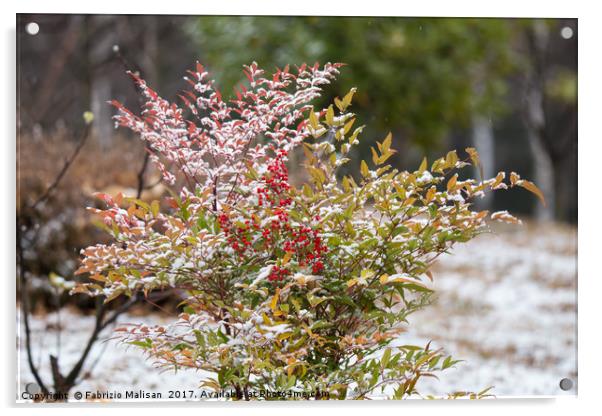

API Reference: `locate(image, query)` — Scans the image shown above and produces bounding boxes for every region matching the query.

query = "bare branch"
[30,123,92,211]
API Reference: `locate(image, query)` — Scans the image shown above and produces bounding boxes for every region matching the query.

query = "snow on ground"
[400,221,577,397]
[17,222,577,400]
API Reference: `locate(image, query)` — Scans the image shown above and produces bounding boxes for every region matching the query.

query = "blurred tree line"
[18,14,576,222]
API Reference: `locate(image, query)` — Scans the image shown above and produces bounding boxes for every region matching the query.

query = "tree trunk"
[524,20,556,221]
[526,126,555,221]
[471,114,495,210]
[88,16,117,148]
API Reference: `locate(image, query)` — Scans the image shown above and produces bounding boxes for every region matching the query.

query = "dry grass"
[17,133,161,308]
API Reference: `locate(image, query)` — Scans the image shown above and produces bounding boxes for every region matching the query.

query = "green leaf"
[128,338,152,349]
[381,348,392,369]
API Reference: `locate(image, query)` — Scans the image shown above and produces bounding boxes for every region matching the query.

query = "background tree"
[521,19,577,221]
[187,17,577,220]
[187,17,516,210]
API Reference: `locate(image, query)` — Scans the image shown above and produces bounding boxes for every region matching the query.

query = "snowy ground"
[17,221,577,400]
[400,221,577,397]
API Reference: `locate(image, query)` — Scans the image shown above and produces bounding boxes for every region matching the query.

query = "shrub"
[72,62,543,400]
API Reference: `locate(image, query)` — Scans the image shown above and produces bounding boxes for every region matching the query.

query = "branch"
[30,123,92,211]
[62,293,142,389]
[17,225,49,395]
[136,151,150,199]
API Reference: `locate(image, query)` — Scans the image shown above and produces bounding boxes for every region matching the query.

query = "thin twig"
[136,151,150,198]
[30,123,92,211]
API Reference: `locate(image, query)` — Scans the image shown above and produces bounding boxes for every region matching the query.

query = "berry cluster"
[218,214,259,255]
[257,149,292,208]
[267,265,290,282]
[219,151,328,283]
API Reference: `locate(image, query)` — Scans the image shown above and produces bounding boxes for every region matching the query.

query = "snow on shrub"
[72,62,543,400]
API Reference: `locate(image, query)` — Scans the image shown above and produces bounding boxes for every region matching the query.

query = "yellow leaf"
[402,197,416,207]
[301,322,313,337]
[272,309,285,318]
[382,132,392,151]
[431,157,447,173]
[342,176,351,192]
[466,147,483,179]
[335,129,343,141]
[282,251,293,265]
[334,97,344,111]
[83,111,95,125]
[302,184,313,197]
[325,105,334,125]
[342,87,357,109]
[361,269,375,279]
[270,288,280,312]
[426,186,436,203]
[277,332,293,341]
[307,165,326,184]
[291,297,301,312]
[348,125,364,144]
[447,174,458,193]
[360,160,370,177]
[445,150,458,167]
[419,157,428,173]
[309,108,319,129]
[303,143,315,163]
[519,180,546,206]
[380,150,394,164]
[371,147,380,165]
[492,172,506,189]
[393,182,406,198]
[151,200,160,217]
[465,147,479,164]
[343,118,355,135]
[262,312,272,326]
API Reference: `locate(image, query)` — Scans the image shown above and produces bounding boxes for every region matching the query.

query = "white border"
[3,1,601,415]
[7,0,583,17]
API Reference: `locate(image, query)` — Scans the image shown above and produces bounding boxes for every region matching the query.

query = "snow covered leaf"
[491,210,522,224]
[379,273,429,289]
